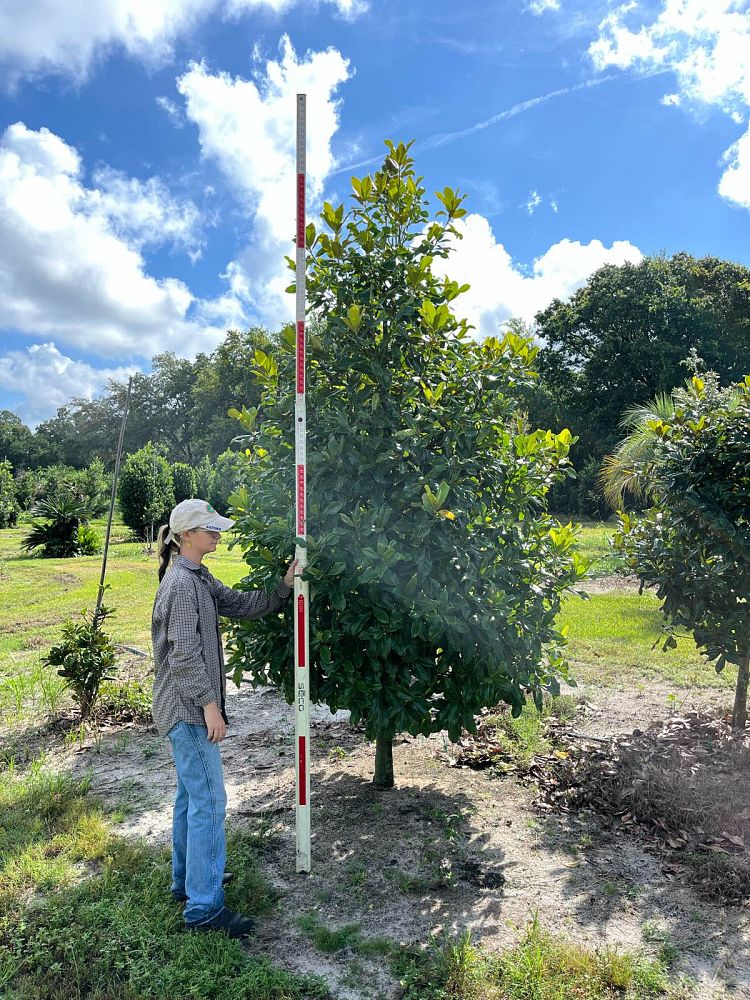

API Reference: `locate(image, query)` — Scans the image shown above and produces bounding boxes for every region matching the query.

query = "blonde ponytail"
[156,524,180,582]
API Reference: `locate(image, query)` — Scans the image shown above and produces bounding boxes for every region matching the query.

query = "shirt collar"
[174,555,206,574]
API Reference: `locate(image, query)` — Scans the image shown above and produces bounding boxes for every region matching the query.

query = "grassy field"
[570,519,628,578]
[0,518,253,723]
[561,520,736,693]
[0,518,734,724]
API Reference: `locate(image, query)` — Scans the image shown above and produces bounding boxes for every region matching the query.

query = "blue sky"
[0,0,747,425]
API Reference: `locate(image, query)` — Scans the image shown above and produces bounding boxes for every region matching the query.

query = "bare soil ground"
[9,662,743,1000]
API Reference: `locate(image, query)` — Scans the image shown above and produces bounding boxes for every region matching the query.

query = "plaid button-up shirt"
[151,555,292,736]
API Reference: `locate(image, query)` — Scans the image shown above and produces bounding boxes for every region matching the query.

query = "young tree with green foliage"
[225,141,586,788]
[77,458,110,516]
[46,606,117,720]
[208,449,246,512]
[195,455,215,499]
[172,462,197,504]
[606,373,750,730]
[0,459,19,527]
[118,443,175,541]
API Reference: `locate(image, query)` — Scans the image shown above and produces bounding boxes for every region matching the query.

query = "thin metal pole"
[294,94,311,873]
[95,376,132,618]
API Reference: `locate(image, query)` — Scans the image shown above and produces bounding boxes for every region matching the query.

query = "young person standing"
[152,498,297,938]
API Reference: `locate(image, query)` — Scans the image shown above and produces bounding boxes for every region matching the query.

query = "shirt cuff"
[276,579,293,598]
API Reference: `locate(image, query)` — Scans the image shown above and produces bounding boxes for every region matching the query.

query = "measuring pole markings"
[294,93,311,873]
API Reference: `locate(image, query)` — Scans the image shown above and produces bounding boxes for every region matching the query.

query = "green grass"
[0,755,106,906]
[0,756,328,1000]
[0,519,250,723]
[573,520,628,579]
[296,912,395,959]
[394,918,688,1000]
[562,523,736,692]
[0,518,248,658]
[483,694,579,766]
[561,589,737,692]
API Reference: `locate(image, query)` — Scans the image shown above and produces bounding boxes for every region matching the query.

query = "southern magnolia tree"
[606,373,750,730]
[226,141,587,787]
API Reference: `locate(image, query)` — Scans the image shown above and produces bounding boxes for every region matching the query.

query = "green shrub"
[13,468,35,511]
[76,523,102,555]
[208,449,245,513]
[171,462,197,504]
[118,443,175,540]
[0,460,19,528]
[45,607,117,720]
[21,495,93,558]
[26,461,110,516]
[195,454,214,500]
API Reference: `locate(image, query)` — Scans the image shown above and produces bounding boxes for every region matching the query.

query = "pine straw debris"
[447,708,750,903]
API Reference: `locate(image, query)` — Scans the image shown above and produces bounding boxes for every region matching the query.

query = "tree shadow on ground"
[258,767,512,940]
[529,806,750,990]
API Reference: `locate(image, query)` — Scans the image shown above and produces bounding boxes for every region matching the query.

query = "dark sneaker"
[185,907,255,939]
[171,871,234,902]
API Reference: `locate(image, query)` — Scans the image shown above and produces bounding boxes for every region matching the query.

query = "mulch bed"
[446,708,750,903]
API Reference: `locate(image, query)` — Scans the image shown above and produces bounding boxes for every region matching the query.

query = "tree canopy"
[534,253,750,462]
[607,372,750,730]
[225,141,586,787]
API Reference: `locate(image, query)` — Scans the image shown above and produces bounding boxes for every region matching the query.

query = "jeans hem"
[185,905,226,927]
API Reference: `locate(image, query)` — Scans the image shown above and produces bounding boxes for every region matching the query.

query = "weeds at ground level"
[392,915,690,1000]
[0,758,328,1000]
[444,694,580,771]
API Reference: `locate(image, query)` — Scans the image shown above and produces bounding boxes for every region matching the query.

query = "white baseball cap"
[165,498,235,544]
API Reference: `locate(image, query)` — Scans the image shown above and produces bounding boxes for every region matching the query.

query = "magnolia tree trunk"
[374,737,394,788]
[733,650,749,732]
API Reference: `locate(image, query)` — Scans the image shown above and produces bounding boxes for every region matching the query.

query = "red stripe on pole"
[297,174,305,247]
[296,320,305,394]
[297,594,306,666]
[296,465,305,535]
[298,736,307,805]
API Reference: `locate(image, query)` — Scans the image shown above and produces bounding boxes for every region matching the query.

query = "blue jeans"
[167,721,227,925]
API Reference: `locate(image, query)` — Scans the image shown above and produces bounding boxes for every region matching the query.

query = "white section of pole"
[294,93,312,874]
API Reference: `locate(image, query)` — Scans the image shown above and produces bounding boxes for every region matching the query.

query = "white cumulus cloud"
[0,342,137,427]
[432,213,643,338]
[526,0,561,14]
[589,0,750,210]
[177,35,351,327]
[719,124,750,207]
[90,167,204,260]
[0,122,234,359]
[0,0,367,85]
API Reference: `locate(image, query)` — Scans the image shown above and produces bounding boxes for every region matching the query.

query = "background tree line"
[1,252,748,520]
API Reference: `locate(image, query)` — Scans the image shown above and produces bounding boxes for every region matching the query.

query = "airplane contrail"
[331,70,664,177]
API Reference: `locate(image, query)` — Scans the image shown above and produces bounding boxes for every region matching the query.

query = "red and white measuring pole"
[294,93,311,874]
